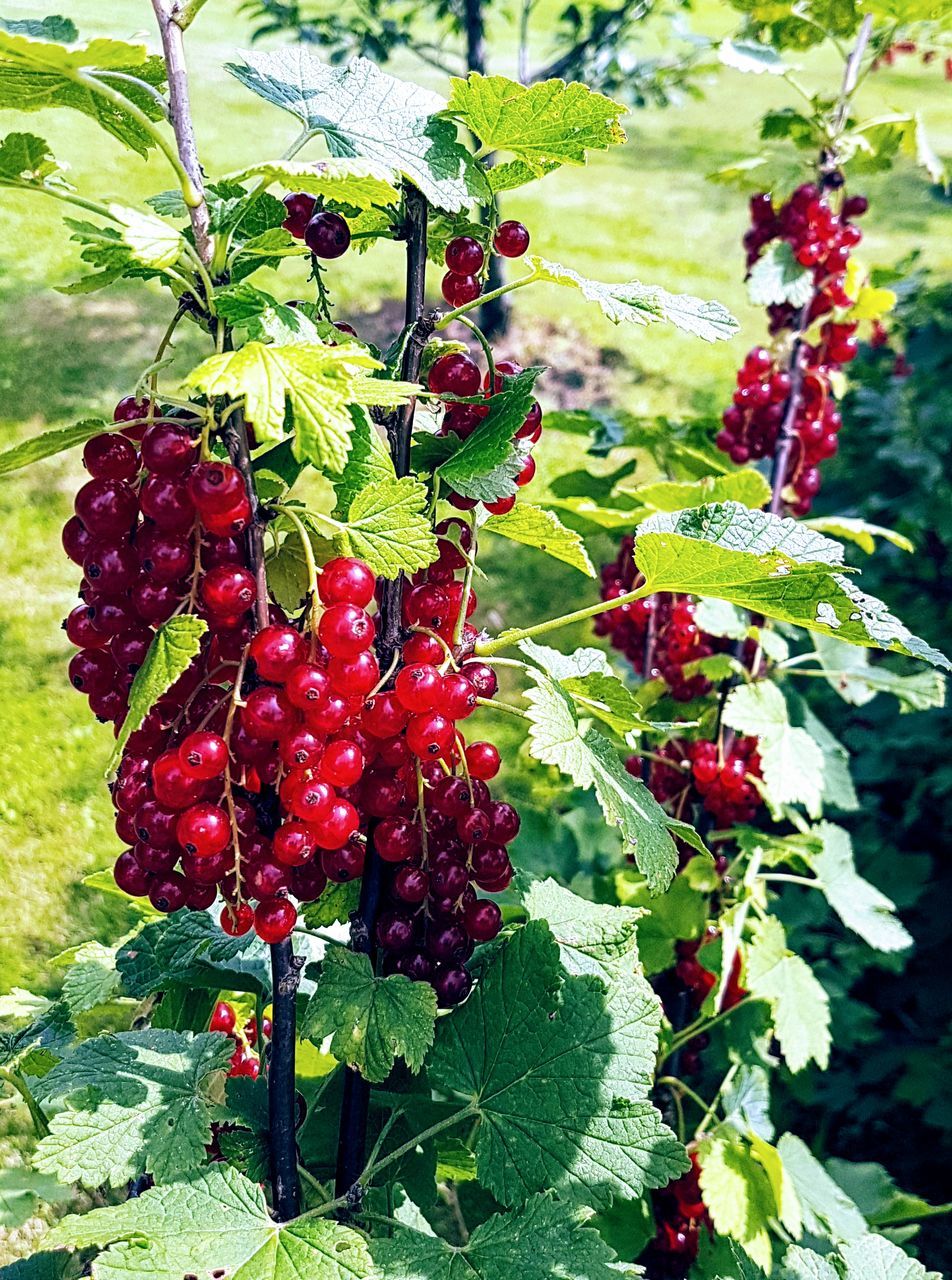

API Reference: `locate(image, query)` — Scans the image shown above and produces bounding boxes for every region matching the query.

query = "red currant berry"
[493,220,530,257]
[210,1000,236,1033]
[254,896,297,943]
[286,663,331,710]
[149,871,188,914]
[484,495,516,516]
[273,820,318,866]
[441,272,481,308]
[141,421,196,475]
[428,352,482,397]
[114,850,152,896]
[464,898,502,942]
[83,432,139,481]
[188,462,245,515]
[375,815,422,863]
[221,902,255,936]
[282,192,316,238]
[317,557,376,607]
[305,211,350,259]
[311,799,360,849]
[444,235,485,275]
[202,565,256,617]
[176,802,230,857]
[318,603,375,658]
[242,686,300,741]
[178,731,229,781]
[249,624,306,683]
[406,712,455,759]
[328,651,380,696]
[321,839,366,882]
[442,672,477,720]
[74,478,138,539]
[465,741,500,780]
[319,740,365,787]
[394,663,444,713]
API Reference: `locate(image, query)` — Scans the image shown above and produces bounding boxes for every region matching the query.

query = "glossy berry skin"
[305,211,350,259]
[136,530,192,584]
[377,910,415,952]
[428,352,482,397]
[319,740,365,787]
[328,652,379,696]
[140,474,195,533]
[63,515,95,566]
[202,566,256,617]
[445,235,485,275]
[152,751,206,810]
[210,1000,236,1033]
[149,871,188,914]
[406,712,455,759]
[242,686,299,741]
[178,731,228,781]
[273,821,317,867]
[114,850,152,896]
[64,605,107,650]
[462,662,498,699]
[465,898,502,942]
[441,272,481,308]
[394,663,444,713]
[83,432,139,481]
[465,741,501,780]
[249,624,306,682]
[493,220,530,257]
[321,840,365,883]
[221,902,254,936]
[442,673,477,719]
[393,864,429,903]
[68,649,117,695]
[311,799,360,850]
[485,494,516,516]
[254,896,297,942]
[113,395,151,425]
[318,557,376,607]
[177,803,230,857]
[375,815,421,863]
[318,604,375,658]
[188,462,245,514]
[141,422,196,475]
[432,964,473,1006]
[74,478,138,539]
[246,858,291,899]
[282,191,316,238]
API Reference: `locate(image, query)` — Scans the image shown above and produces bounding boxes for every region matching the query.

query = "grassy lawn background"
[0,0,949,991]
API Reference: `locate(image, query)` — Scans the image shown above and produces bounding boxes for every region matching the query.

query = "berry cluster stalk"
[334,184,432,1206]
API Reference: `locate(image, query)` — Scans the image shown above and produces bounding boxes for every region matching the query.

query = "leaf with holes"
[428,921,687,1208]
[34,1031,232,1188]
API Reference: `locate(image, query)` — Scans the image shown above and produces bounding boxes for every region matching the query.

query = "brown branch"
[150,0,212,265]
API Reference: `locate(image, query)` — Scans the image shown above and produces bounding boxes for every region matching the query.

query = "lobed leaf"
[746,918,830,1072]
[482,502,595,576]
[336,475,439,578]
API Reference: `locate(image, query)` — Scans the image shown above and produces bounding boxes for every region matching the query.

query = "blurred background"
[0,0,949,1267]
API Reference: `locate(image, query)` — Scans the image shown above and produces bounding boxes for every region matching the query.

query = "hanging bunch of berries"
[716,183,870,513]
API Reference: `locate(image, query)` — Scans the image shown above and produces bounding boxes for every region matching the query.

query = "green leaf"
[60,942,121,1015]
[487,157,561,193]
[34,1031,231,1188]
[719,38,792,74]
[0,29,168,156]
[0,17,78,41]
[0,1002,72,1076]
[0,419,110,475]
[0,130,67,186]
[808,822,912,953]
[803,515,914,555]
[0,1165,70,1229]
[227,50,487,212]
[747,241,815,308]
[560,672,661,737]
[810,634,946,712]
[107,203,188,270]
[43,1165,373,1279]
[776,1133,867,1243]
[520,655,683,892]
[332,406,396,519]
[521,876,644,983]
[183,341,417,472]
[749,1131,802,1237]
[746,918,830,1072]
[782,1245,840,1280]
[214,282,320,345]
[431,368,542,502]
[723,682,824,816]
[226,157,400,210]
[0,1253,78,1280]
[616,469,771,512]
[614,870,708,975]
[635,503,951,672]
[302,879,360,927]
[482,502,595,575]
[445,73,627,174]
[526,256,738,342]
[825,1158,951,1228]
[722,1064,774,1142]
[698,1132,776,1273]
[336,475,438,578]
[787,695,858,813]
[428,921,687,1208]
[117,910,269,999]
[301,946,436,1083]
[107,616,207,779]
[371,1193,636,1279]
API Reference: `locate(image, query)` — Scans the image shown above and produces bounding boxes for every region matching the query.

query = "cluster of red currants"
[633,736,763,830]
[427,343,542,516]
[717,184,869,513]
[595,537,725,702]
[62,404,518,1004]
[281,193,351,259]
[440,222,531,310]
[210,998,271,1079]
[642,1153,712,1276]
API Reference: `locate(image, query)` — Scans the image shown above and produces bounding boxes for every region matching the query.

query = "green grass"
[0,0,949,991]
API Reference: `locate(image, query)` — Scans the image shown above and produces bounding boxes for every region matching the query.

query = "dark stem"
[223,408,301,1219]
[335,183,432,1210]
[268,938,304,1220]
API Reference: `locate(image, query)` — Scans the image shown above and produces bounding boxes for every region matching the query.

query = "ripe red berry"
[445,235,485,275]
[114,850,152,897]
[286,662,331,711]
[274,820,318,866]
[493,220,530,257]
[305,211,350,259]
[375,815,421,863]
[318,603,375,658]
[432,964,472,1006]
[311,799,360,850]
[282,192,316,238]
[152,751,206,810]
[210,1000,236,1033]
[321,839,365,882]
[249,624,307,682]
[442,672,477,720]
[465,741,501,780]
[428,352,482,397]
[140,474,195,533]
[141,421,196,475]
[328,651,380,696]
[464,898,502,942]
[202,565,256,617]
[317,557,376,607]
[113,395,151,426]
[319,739,365,787]
[188,461,245,514]
[83,432,139,481]
[485,495,516,516]
[394,663,444,713]
[178,731,229,781]
[406,712,455,759]
[74,478,138,539]
[221,902,254,936]
[149,871,188,914]
[441,272,481,308]
[242,686,300,741]
[254,896,297,942]
[176,802,230,857]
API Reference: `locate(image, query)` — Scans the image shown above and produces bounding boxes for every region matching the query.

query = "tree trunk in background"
[463,0,511,339]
